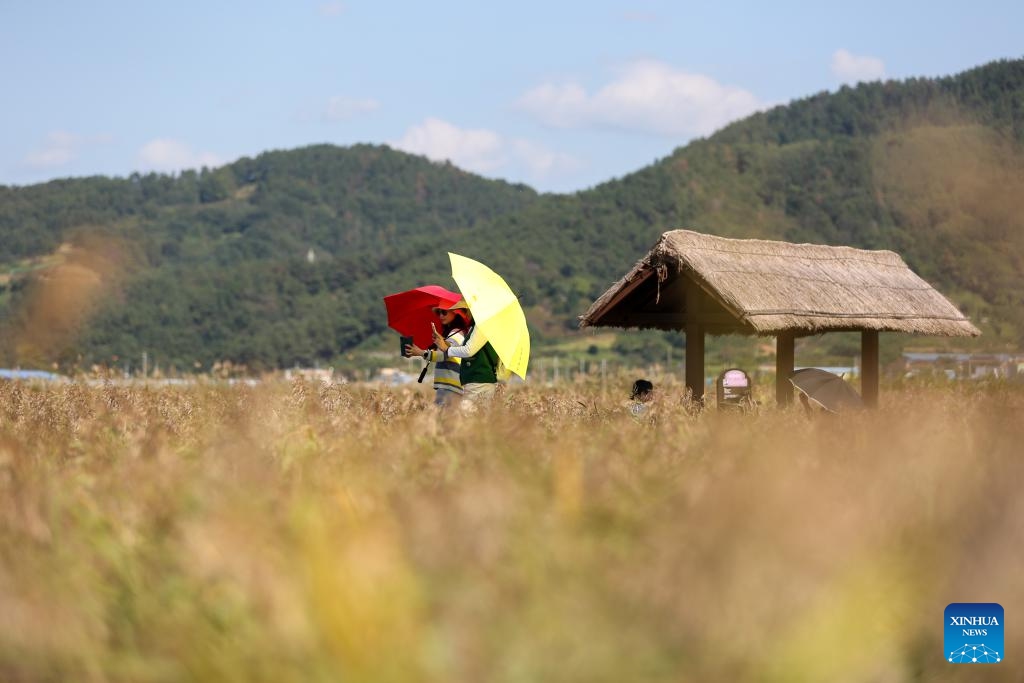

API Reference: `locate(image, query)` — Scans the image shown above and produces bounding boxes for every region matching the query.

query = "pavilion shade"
[580,230,980,337]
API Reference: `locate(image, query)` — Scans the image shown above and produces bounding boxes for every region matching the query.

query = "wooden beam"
[861,330,879,408]
[776,331,795,406]
[614,311,750,328]
[619,313,687,326]
[591,268,656,321]
[685,323,705,404]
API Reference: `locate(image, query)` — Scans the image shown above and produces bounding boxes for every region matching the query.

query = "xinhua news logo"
[945,603,1003,664]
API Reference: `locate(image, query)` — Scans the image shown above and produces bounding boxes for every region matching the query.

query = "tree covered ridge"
[2,59,1023,370]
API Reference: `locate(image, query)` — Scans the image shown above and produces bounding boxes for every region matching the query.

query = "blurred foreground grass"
[0,380,1021,682]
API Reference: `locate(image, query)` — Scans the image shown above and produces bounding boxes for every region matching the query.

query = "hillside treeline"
[2,58,1023,370]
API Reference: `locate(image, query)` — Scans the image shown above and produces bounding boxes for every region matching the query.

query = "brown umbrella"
[789,368,863,414]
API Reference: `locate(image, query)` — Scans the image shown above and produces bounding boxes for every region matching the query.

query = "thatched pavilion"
[579,230,980,407]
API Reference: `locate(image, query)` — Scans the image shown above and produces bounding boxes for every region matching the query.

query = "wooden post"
[776,331,795,406]
[861,330,879,408]
[685,324,705,403]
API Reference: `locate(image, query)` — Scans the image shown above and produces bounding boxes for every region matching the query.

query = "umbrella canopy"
[383,285,463,349]
[448,253,530,379]
[789,368,863,414]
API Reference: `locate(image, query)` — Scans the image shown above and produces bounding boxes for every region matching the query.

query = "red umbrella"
[383,285,463,349]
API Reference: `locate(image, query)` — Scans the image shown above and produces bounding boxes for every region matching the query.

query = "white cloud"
[516,60,766,138]
[324,95,380,121]
[831,49,886,84]
[392,118,506,173]
[24,130,112,169]
[510,139,581,179]
[391,117,581,184]
[137,138,221,173]
[517,83,589,129]
[318,2,345,17]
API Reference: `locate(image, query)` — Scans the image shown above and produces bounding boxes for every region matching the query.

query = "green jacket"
[460,340,499,384]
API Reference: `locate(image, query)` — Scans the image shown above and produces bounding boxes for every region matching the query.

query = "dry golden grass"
[0,380,1021,682]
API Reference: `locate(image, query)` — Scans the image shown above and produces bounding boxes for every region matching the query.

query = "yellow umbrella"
[448,252,530,379]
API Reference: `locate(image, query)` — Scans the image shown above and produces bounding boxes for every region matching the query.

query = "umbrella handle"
[417,364,429,384]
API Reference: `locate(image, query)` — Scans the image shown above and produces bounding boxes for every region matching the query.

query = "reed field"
[0,379,1021,682]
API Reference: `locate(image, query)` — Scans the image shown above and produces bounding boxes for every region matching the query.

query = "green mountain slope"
[1,146,541,369]
[2,59,1023,371]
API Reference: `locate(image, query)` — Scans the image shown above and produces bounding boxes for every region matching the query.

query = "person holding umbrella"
[404,301,471,408]
[438,253,531,404]
[430,300,502,406]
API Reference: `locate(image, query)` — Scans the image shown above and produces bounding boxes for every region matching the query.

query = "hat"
[432,299,470,315]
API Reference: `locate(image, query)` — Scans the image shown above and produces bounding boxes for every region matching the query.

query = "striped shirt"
[425,329,465,394]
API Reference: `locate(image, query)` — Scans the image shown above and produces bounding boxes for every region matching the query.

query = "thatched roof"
[580,230,980,337]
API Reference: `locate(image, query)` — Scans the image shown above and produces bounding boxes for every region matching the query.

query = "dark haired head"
[445,309,471,333]
[631,379,654,401]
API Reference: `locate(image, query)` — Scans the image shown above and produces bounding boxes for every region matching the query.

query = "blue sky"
[2,1,1022,193]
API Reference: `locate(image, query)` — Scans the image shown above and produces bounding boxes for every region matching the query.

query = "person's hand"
[432,327,449,351]
[406,343,425,357]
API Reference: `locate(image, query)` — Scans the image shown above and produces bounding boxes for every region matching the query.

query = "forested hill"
[2,58,1023,371]
[0,147,542,369]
